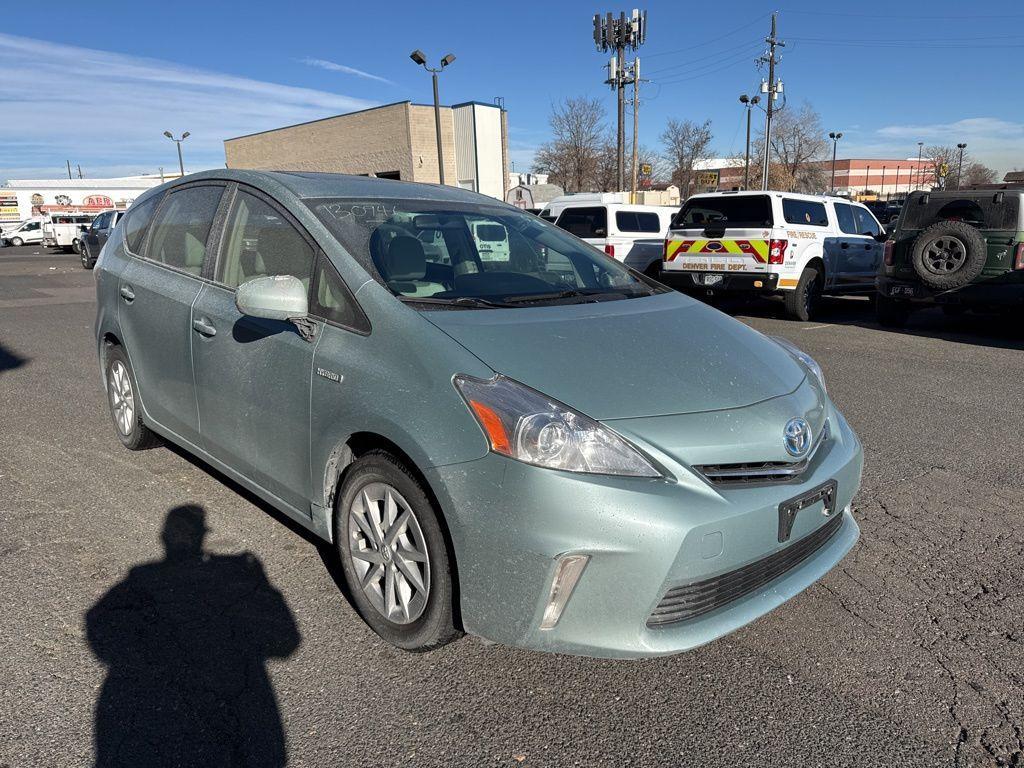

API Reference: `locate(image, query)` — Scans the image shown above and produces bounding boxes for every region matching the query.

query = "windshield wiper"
[396,295,509,308]
[501,287,654,304]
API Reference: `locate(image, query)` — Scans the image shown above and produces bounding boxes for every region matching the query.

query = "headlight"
[771,336,826,393]
[453,374,661,477]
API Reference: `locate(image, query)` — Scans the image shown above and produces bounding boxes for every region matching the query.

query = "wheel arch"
[324,430,464,628]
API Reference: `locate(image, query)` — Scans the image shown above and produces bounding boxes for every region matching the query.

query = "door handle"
[119,285,135,302]
[192,317,217,337]
[840,242,849,249]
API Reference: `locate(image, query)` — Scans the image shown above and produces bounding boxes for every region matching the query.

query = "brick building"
[689,157,936,198]
[224,100,509,200]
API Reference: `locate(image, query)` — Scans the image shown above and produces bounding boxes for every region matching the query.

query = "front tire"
[10,237,23,247]
[81,244,95,269]
[784,266,823,321]
[104,346,161,450]
[335,451,461,652]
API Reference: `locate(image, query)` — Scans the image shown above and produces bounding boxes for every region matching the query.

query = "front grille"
[647,512,844,627]
[696,420,830,486]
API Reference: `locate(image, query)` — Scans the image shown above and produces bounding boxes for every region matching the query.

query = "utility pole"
[916,142,924,192]
[595,9,646,192]
[758,12,785,190]
[66,160,72,180]
[77,164,83,179]
[956,143,967,189]
[631,58,640,202]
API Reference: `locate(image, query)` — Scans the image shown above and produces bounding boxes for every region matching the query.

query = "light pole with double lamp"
[163,131,190,177]
[410,50,456,185]
[828,131,843,194]
[956,142,968,190]
[739,94,760,190]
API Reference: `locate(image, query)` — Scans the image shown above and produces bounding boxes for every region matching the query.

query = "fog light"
[539,554,589,630]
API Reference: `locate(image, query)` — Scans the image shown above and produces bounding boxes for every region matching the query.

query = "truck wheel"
[876,295,910,328]
[10,237,23,247]
[784,267,822,321]
[910,221,986,290]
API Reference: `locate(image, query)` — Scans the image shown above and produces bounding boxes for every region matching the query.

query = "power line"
[645,39,763,76]
[649,50,760,85]
[642,14,770,58]
[781,8,1024,20]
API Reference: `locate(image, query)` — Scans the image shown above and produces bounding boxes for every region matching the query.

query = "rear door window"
[782,199,829,227]
[615,211,661,233]
[145,185,223,276]
[556,207,608,238]
[835,203,859,235]
[673,196,772,229]
[123,195,164,254]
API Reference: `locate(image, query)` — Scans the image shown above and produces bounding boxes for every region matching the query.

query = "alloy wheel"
[348,482,431,624]
[109,361,135,436]
[923,236,967,274]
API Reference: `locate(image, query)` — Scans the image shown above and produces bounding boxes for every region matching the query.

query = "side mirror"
[235,275,308,322]
[874,232,889,242]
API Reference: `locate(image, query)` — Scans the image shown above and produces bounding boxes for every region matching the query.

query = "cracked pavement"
[0,248,1021,767]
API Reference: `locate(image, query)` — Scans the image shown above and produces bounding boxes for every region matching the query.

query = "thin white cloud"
[300,57,394,85]
[0,33,377,183]
[865,117,1024,173]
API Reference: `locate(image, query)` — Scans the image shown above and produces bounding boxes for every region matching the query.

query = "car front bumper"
[659,269,780,293]
[425,402,863,659]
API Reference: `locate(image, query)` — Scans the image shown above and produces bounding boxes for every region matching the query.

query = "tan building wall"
[407,104,457,184]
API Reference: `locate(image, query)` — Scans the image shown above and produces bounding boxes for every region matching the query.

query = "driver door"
[191,185,318,515]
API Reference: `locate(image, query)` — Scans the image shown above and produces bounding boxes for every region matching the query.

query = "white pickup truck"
[659,190,887,320]
[42,214,94,253]
[540,193,677,264]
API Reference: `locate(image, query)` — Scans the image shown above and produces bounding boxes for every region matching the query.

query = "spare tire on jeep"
[909,220,986,290]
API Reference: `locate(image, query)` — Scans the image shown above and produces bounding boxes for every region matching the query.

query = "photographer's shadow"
[86,505,300,767]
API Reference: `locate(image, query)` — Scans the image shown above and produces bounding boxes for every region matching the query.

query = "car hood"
[422,291,806,420]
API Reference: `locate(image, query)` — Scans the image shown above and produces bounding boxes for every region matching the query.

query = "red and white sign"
[84,195,114,208]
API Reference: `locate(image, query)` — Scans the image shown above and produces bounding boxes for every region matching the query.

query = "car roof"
[686,190,858,205]
[158,169,501,205]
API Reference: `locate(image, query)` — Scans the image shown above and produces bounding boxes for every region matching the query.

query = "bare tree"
[661,119,713,197]
[533,97,607,193]
[961,161,996,186]
[923,145,966,189]
[761,102,829,192]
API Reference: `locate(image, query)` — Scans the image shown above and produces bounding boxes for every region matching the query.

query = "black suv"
[876,188,1024,326]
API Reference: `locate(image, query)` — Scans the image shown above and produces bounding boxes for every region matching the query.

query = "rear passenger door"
[191,185,318,515]
[117,182,225,444]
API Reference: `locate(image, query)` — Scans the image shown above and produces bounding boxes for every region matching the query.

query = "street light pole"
[828,131,843,194]
[916,141,924,191]
[739,94,759,190]
[163,131,190,176]
[956,143,967,190]
[410,50,456,186]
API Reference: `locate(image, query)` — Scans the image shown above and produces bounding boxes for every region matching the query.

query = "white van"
[661,190,887,320]
[1,217,45,246]
[540,193,677,260]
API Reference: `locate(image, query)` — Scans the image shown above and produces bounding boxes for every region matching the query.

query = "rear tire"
[104,346,161,450]
[334,451,461,652]
[876,295,910,328]
[784,266,823,321]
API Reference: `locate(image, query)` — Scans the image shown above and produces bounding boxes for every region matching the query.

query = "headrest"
[384,236,426,281]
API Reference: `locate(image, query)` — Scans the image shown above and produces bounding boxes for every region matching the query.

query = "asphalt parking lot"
[1,244,1021,767]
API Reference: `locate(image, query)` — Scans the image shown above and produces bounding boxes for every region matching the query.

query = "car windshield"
[307,198,661,308]
[672,195,773,229]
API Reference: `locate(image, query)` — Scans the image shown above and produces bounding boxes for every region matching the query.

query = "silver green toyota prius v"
[94,170,862,658]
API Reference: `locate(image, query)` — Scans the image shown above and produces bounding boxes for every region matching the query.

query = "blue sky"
[2,0,1023,183]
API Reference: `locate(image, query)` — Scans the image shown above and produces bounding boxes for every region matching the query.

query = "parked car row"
[643,188,1022,324]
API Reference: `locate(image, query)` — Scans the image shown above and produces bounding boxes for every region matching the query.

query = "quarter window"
[217,191,315,290]
[123,194,163,254]
[782,199,829,227]
[853,207,882,237]
[146,186,223,276]
[835,203,859,235]
[311,255,365,331]
[615,211,661,233]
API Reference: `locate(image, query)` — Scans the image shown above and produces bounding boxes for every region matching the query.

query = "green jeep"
[875,187,1024,326]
